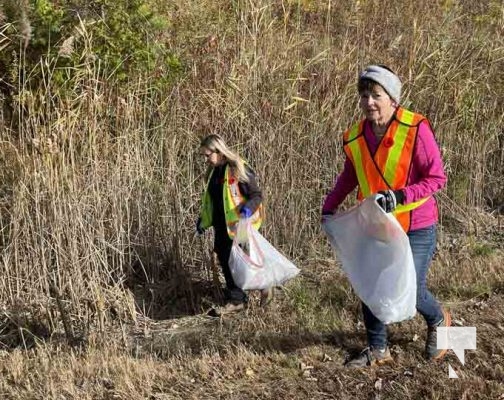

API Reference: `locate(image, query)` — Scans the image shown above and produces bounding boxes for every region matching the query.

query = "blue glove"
[196,217,205,235]
[240,206,252,218]
[377,190,404,213]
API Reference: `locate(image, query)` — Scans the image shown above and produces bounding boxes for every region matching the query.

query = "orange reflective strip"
[345,121,373,197]
[347,138,371,197]
[392,110,424,188]
[392,130,416,187]
[224,165,263,238]
[223,167,240,215]
[345,121,362,142]
[383,113,414,185]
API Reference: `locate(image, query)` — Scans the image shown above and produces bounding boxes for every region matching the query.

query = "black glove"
[196,217,205,235]
[377,190,405,213]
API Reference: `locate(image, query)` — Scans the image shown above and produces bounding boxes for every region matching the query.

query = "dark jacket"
[208,163,262,237]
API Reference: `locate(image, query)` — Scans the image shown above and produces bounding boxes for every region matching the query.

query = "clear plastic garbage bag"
[229,219,300,290]
[322,195,416,324]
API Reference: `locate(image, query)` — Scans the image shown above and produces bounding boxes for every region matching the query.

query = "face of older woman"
[359,84,397,129]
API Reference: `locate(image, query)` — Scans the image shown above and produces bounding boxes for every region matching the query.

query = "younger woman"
[197,134,271,312]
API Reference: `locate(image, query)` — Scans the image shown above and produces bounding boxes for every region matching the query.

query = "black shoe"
[344,347,393,368]
[224,287,248,303]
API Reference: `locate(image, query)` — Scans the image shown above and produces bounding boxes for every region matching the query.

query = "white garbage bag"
[322,195,416,324]
[229,219,300,290]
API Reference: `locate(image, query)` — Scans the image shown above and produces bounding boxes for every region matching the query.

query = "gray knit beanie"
[359,65,402,103]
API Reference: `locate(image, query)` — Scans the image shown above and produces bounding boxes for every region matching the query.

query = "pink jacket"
[322,119,447,231]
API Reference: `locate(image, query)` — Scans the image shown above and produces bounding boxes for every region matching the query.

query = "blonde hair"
[200,134,250,183]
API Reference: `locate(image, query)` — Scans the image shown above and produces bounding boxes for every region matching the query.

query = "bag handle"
[233,218,265,268]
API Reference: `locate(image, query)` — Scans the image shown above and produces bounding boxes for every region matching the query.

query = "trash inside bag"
[322,195,416,324]
[229,219,300,290]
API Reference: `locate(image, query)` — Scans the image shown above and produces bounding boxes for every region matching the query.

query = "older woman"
[322,65,451,368]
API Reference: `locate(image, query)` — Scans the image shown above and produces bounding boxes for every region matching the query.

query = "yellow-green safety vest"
[200,163,263,238]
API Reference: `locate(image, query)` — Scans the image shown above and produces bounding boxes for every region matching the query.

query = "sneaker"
[344,346,393,368]
[224,288,248,304]
[425,308,452,360]
[214,302,245,316]
[260,287,274,307]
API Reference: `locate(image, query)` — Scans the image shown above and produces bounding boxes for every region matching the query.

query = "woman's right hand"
[321,209,334,223]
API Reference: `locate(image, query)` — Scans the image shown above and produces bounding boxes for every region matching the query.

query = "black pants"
[214,231,247,303]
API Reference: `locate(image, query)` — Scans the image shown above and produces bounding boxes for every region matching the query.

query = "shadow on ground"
[127,275,226,320]
[124,239,230,320]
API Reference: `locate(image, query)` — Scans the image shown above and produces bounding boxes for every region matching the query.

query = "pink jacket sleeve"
[403,120,447,203]
[322,157,358,213]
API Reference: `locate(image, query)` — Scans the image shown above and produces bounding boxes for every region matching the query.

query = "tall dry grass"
[0,0,503,342]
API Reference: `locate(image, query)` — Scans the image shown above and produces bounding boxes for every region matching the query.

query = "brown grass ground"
[0,226,502,400]
[0,1,503,398]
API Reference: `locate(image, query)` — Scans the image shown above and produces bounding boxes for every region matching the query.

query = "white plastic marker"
[437,327,477,378]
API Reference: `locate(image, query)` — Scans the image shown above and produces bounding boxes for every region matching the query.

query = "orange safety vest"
[200,162,263,238]
[343,107,430,232]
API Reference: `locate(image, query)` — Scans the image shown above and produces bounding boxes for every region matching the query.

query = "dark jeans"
[214,231,248,304]
[362,224,444,349]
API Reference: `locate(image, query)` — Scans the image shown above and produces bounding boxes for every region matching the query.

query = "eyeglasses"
[201,151,217,159]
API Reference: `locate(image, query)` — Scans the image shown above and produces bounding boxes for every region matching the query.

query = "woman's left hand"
[377,190,404,213]
[240,206,252,218]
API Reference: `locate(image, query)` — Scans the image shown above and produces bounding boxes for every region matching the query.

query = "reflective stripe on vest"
[200,163,263,238]
[343,107,430,232]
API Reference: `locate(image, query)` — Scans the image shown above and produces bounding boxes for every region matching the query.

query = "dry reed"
[0,0,502,351]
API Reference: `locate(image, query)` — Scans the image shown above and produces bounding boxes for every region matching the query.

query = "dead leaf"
[322,353,333,362]
[245,368,254,376]
[299,362,314,371]
[374,378,383,391]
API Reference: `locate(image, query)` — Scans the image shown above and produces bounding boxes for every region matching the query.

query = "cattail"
[19,9,31,50]
[58,36,75,58]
